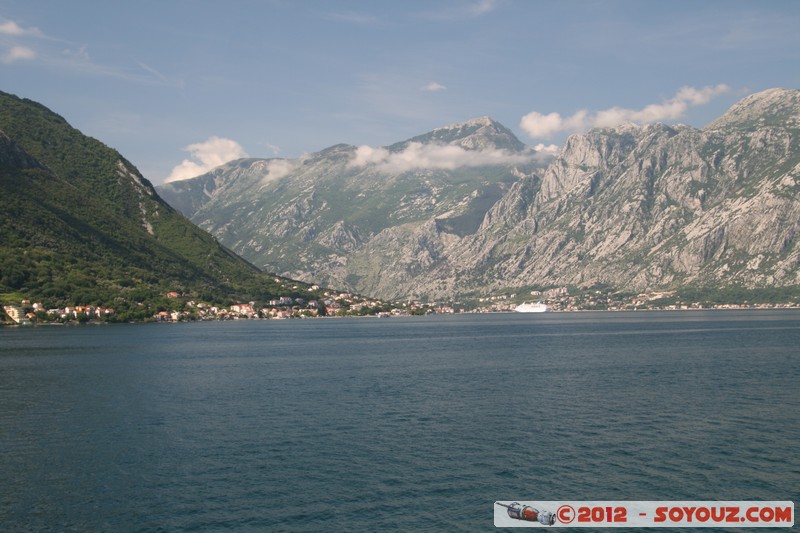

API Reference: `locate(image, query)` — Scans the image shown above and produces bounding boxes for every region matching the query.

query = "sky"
[1,0,799,185]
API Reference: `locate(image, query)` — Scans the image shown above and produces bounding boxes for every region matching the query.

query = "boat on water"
[514,302,549,313]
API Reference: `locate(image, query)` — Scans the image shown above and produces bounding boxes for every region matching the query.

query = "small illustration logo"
[496,501,557,525]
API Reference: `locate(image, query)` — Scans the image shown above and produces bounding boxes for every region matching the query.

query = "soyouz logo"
[495,502,556,525]
[494,501,794,527]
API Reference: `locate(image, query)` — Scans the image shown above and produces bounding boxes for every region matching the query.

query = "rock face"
[158,117,545,297]
[159,89,800,300]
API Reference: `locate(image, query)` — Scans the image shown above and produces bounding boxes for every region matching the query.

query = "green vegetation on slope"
[0,90,313,317]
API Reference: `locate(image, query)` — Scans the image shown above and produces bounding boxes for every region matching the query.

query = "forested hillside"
[0,91,301,320]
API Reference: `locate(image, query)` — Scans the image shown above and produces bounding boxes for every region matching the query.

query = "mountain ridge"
[391,116,528,152]
[0,90,297,316]
[158,89,800,300]
[157,115,547,296]
[706,87,800,130]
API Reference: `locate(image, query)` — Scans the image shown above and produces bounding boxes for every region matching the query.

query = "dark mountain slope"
[0,91,284,314]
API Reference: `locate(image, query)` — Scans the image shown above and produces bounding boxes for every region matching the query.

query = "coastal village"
[153,285,410,321]
[3,284,797,326]
[1,285,404,325]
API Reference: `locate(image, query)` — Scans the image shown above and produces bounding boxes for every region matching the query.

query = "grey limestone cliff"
[157,90,800,300]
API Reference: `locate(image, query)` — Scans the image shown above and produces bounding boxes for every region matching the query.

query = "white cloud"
[520,84,731,139]
[675,84,730,105]
[531,143,560,164]
[351,145,391,168]
[260,159,297,186]
[520,111,568,138]
[1,45,36,63]
[0,20,44,37]
[0,19,44,64]
[265,143,282,156]
[350,142,531,173]
[0,20,24,35]
[468,0,501,16]
[165,137,248,182]
[422,81,447,92]
[533,143,560,156]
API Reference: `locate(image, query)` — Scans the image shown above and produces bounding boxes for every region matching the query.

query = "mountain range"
[158,89,800,301]
[156,116,550,300]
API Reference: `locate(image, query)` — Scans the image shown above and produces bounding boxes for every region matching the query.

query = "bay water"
[1,311,798,531]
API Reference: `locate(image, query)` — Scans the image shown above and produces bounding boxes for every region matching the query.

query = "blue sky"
[2,0,799,184]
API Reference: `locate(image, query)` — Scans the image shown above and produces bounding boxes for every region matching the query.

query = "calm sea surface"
[1,311,798,531]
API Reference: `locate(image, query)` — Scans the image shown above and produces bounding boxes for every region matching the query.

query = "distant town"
[467,288,799,313]
[3,284,797,326]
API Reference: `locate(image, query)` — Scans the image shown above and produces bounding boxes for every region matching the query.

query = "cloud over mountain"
[520,84,731,139]
[349,142,533,173]
[166,136,248,182]
[259,159,298,186]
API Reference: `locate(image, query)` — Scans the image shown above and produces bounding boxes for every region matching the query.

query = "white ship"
[514,302,549,313]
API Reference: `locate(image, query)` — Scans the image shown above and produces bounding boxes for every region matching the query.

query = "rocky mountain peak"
[391,116,528,153]
[157,88,800,301]
[706,88,800,130]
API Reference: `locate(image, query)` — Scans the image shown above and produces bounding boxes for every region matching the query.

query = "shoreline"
[3,305,799,328]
